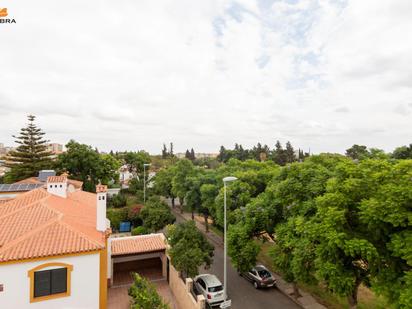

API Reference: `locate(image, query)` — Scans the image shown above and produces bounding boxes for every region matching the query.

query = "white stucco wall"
[0,253,100,309]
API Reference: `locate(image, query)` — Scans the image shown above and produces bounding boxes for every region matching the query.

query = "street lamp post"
[222,176,237,302]
[143,163,151,204]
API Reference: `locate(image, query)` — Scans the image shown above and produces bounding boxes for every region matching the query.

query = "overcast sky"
[0,0,411,154]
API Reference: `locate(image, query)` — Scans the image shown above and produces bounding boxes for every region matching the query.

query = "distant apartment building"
[47,143,64,155]
[175,152,218,159]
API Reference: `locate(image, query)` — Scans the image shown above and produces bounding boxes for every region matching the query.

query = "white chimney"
[96,184,108,232]
[46,175,68,198]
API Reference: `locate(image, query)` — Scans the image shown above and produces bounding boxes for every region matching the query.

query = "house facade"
[0,176,109,309]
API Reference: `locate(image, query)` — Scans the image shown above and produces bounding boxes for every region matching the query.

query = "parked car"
[241,265,276,289]
[194,274,225,307]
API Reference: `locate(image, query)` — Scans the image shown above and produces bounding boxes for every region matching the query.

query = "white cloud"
[0,0,411,154]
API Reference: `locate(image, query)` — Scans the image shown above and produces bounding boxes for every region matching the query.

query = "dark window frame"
[33,268,68,298]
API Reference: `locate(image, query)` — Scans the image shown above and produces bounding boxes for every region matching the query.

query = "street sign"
[220,300,232,309]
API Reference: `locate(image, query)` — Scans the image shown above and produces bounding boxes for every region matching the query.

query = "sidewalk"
[170,204,327,309]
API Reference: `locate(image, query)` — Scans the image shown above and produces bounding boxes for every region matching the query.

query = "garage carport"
[108,234,167,287]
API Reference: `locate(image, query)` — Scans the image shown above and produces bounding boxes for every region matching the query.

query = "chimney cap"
[96,184,108,193]
[47,175,67,183]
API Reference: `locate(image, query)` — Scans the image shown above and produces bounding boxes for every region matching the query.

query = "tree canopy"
[166,221,214,278]
[56,140,120,191]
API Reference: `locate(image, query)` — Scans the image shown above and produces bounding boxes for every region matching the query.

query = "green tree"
[271,140,287,166]
[214,180,252,228]
[154,167,177,208]
[171,159,195,210]
[345,144,369,160]
[128,273,169,309]
[166,221,214,278]
[392,144,412,159]
[285,141,296,164]
[5,115,52,182]
[310,160,379,309]
[140,197,175,232]
[56,140,120,192]
[184,174,202,220]
[359,160,412,308]
[200,183,219,232]
[227,224,260,273]
[123,151,151,174]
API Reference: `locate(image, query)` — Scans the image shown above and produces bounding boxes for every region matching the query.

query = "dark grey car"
[242,265,276,289]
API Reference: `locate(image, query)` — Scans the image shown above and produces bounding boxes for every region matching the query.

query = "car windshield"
[208,285,223,292]
[258,270,271,279]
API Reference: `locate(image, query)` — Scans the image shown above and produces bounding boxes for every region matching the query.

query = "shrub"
[127,204,144,226]
[128,273,169,309]
[131,226,148,236]
[108,194,127,208]
[106,208,128,231]
[140,197,176,232]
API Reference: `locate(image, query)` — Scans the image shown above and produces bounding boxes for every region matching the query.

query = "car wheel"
[253,281,259,289]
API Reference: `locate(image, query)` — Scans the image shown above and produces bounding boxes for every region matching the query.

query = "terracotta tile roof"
[0,188,106,263]
[47,175,67,183]
[111,234,165,256]
[14,177,40,185]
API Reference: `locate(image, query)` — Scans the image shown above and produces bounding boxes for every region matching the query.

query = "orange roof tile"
[0,188,106,263]
[47,175,67,183]
[14,177,41,185]
[111,234,165,256]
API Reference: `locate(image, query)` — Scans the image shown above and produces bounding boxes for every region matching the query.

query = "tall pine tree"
[5,115,52,182]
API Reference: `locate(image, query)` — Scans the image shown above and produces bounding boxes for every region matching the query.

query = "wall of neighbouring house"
[168,262,205,309]
[0,253,100,309]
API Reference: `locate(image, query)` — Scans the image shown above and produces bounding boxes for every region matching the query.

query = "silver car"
[242,265,276,289]
[194,274,225,307]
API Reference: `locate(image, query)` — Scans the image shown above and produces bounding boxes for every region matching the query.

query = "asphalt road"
[174,213,300,309]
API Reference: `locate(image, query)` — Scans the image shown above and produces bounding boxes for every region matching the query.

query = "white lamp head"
[223,176,238,183]
[144,163,151,167]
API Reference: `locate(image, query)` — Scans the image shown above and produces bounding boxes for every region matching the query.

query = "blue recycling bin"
[119,221,131,233]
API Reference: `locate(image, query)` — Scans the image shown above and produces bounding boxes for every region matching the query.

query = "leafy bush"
[106,208,128,231]
[128,273,169,309]
[127,204,143,226]
[140,197,176,232]
[131,226,148,236]
[108,194,127,208]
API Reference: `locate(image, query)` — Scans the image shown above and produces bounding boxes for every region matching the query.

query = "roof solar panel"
[38,170,56,182]
[0,183,44,192]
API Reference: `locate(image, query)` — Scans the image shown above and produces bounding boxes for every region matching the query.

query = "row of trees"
[155,154,412,308]
[217,141,309,165]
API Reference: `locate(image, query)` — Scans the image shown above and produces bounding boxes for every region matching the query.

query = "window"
[34,268,67,297]
[208,285,223,292]
[28,263,73,303]
[196,278,206,290]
